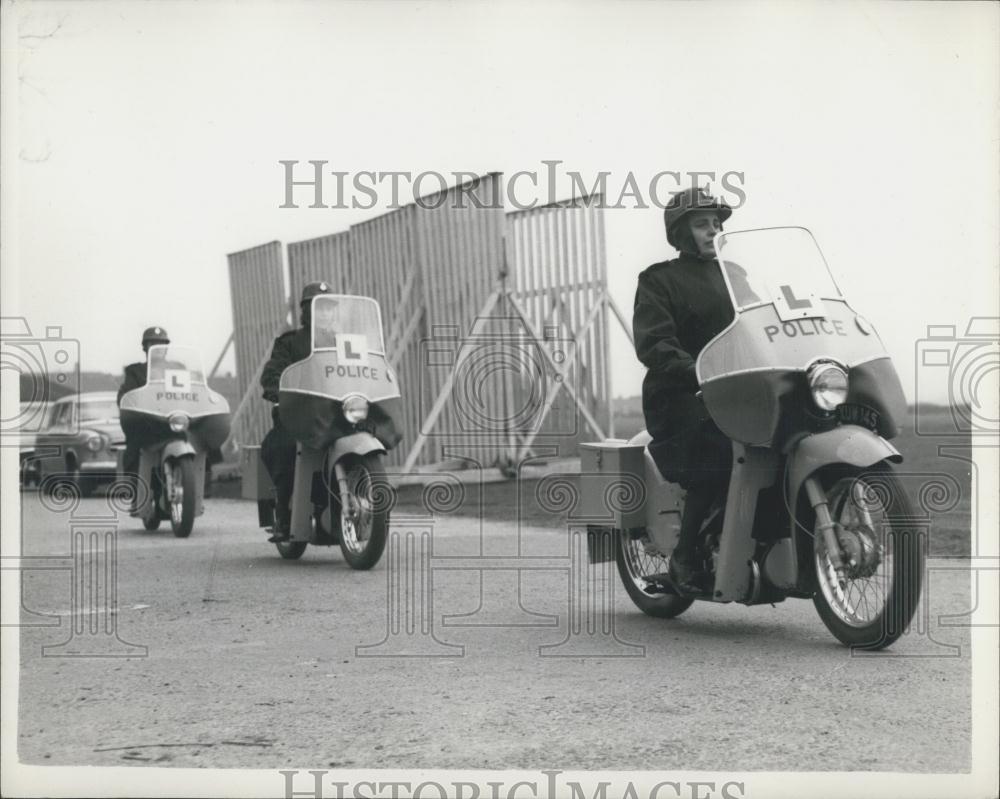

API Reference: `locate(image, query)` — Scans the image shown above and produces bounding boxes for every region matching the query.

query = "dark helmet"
[664,186,733,250]
[300,281,335,305]
[141,326,170,347]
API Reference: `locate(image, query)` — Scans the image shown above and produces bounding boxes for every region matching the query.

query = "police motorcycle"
[583,226,922,649]
[246,294,400,569]
[118,345,231,537]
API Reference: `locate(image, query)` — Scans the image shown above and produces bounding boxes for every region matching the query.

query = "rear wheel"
[168,457,197,538]
[616,528,695,619]
[809,463,923,650]
[337,453,391,570]
[275,541,308,560]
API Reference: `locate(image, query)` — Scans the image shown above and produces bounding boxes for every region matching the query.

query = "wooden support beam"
[400,290,502,474]
[388,306,425,371]
[208,331,234,380]
[385,269,418,354]
[606,294,634,347]
[503,292,607,461]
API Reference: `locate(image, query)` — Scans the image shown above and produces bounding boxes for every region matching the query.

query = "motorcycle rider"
[632,186,757,594]
[117,326,171,510]
[312,295,340,349]
[260,281,337,542]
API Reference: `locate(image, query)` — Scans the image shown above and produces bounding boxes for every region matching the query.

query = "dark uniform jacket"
[118,361,158,451]
[261,328,312,403]
[633,252,755,445]
[117,362,147,406]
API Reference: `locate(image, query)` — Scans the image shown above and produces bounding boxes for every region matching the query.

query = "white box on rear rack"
[578,440,647,529]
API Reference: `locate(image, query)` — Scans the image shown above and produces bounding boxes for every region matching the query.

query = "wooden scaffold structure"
[216,174,634,474]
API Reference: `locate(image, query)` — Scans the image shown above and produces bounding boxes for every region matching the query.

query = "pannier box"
[241,445,274,500]
[578,440,647,529]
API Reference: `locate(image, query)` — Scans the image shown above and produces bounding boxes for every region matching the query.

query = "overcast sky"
[3,0,998,405]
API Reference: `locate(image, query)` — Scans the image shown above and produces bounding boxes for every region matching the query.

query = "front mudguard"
[762,426,902,593]
[328,432,386,465]
[160,439,196,464]
[786,425,902,505]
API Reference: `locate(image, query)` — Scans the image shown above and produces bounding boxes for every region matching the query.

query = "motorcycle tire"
[337,452,391,571]
[275,541,308,560]
[615,528,695,619]
[807,462,923,650]
[142,471,161,529]
[170,457,197,538]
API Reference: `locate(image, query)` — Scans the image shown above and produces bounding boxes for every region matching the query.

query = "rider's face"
[315,302,338,330]
[688,211,723,257]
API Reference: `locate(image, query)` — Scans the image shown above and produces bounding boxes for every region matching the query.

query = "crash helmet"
[300,281,336,306]
[141,326,170,348]
[663,186,733,251]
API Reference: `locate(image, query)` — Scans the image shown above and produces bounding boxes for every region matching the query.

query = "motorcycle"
[118,345,231,537]
[245,294,400,569]
[582,226,922,649]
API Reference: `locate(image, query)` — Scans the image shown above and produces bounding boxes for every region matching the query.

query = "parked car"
[32,392,126,497]
[18,401,49,488]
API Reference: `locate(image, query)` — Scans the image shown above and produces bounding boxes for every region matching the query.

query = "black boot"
[268,499,292,543]
[667,485,717,595]
[668,549,707,595]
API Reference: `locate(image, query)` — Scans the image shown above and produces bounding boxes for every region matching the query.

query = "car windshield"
[79,400,119,423]
[715,227,842,313]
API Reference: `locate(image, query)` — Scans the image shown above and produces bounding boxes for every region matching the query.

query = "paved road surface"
[14,494,971,772]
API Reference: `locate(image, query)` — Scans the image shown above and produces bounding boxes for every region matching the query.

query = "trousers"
[260,418,297,520]
[645,391,732,491]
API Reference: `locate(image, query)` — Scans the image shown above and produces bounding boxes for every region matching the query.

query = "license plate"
[837,403,880,430]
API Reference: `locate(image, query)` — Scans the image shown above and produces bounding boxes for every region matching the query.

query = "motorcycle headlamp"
[168,413,190,433]
[343,396,369,424]
[85,435,103,452]
[808,362,849,412]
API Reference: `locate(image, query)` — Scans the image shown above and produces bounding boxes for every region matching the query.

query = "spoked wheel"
[615,528,694,619]
[166,457,196,538]
[336,453,391,570]
[809,463,923,650]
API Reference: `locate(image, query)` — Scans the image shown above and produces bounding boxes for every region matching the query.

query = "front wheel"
[615,528,695,619]
[167,457,197,538]
[142,468,162,529]
[336,452,391,570]
[808,463,923,650]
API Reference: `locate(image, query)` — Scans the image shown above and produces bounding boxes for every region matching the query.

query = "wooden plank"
[401,290,502,473]
[505,292,607,458]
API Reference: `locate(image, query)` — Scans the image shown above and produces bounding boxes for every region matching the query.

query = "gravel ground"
[14,495,972,774]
